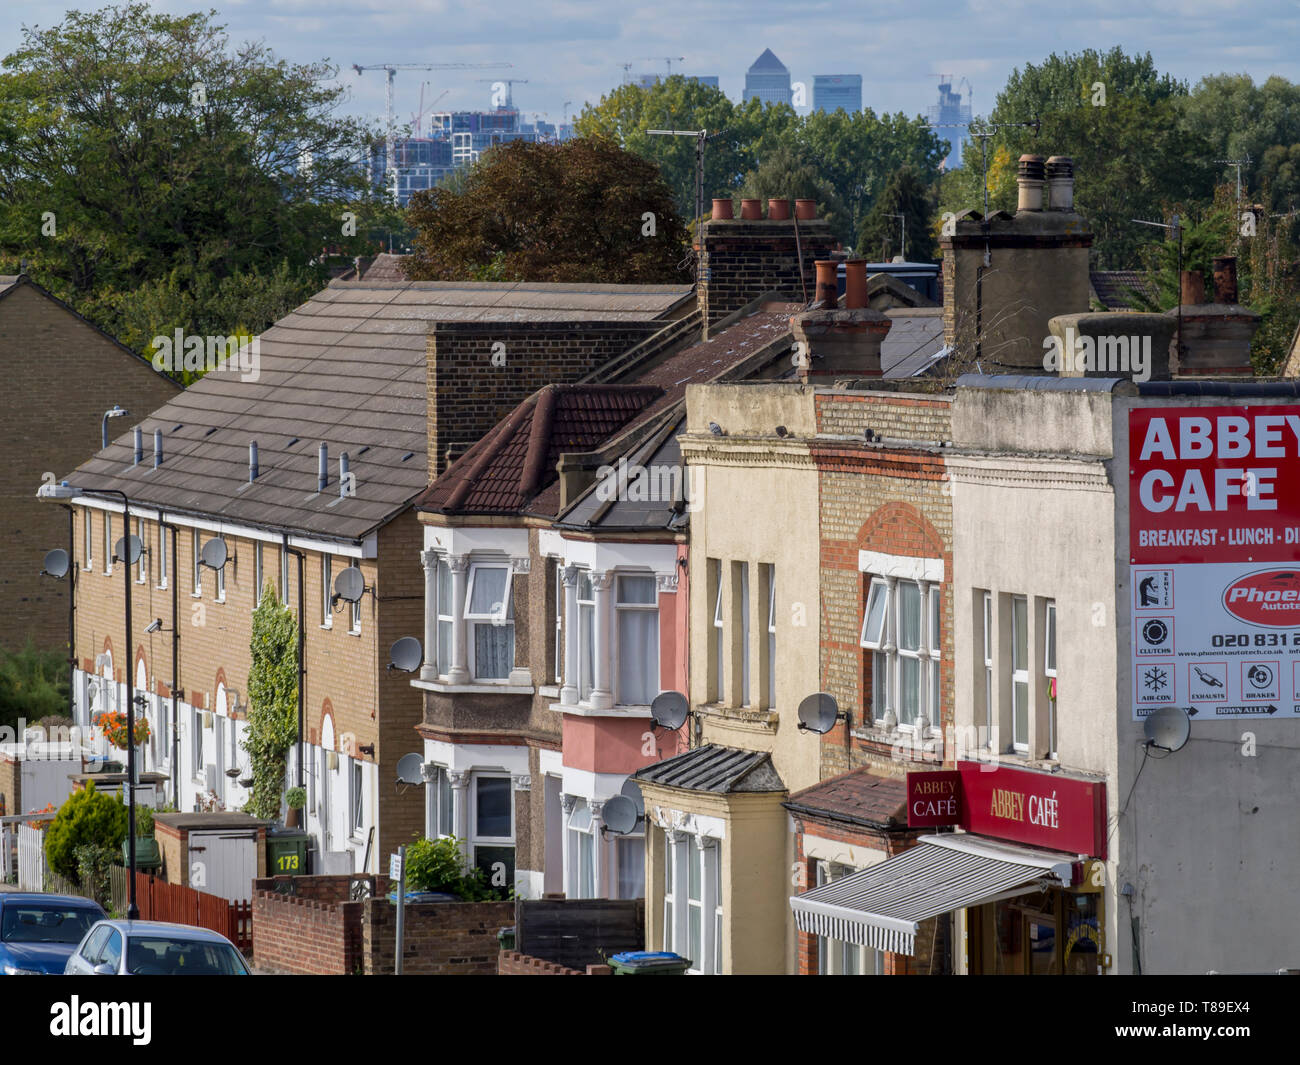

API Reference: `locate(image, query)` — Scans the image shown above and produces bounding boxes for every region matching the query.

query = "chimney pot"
[711,198,734,220]
[1046,156,1074,211]
[1017,154,1046,211]
[153,429,163,469]
[843,260,869,309]
[795,199,817,220]
[249,441,259,483]
[1180,270,1206,307]
[133,426,143,466]
[814,260,839,307]
[1212,256,1238,304]
[318,443,328,492]
[739,198,762,220]
[768,198,791,221]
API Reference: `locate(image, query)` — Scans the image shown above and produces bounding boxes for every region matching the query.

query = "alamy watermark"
[151,329,260,382]
[594,458,700,511]
[1042,326,1152,383]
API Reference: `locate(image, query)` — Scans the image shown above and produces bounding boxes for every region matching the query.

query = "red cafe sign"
[907,763,1107,859]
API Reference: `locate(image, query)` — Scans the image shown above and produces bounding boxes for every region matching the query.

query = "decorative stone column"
[447,555,470,684]
[559,792,576,896]
[450,770,471,866]
[560,566,580,705]
[590,799,606,898]
[590,571,613,710]
[420,549,439,681]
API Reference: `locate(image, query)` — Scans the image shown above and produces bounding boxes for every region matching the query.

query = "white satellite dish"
[797,692,841,734]
[114,535,143,565]
[389,636,423,673]
[200,537,228,570]
[1144,706,1190,753]
[602,794,642,835]
[42,548,70,578]
[395,752,425,785]
[334,566,365,604]
[650,691,689,731]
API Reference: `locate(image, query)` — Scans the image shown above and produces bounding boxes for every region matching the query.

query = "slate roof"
[881,309,947,377]
[416,384,664,518]
[783,769,908,829]
[633,744,785,794]
[64,280,691,542]
[1090,270,1158,311]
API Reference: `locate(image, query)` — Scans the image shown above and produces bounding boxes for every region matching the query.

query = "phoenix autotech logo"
[1222,569,1300,626]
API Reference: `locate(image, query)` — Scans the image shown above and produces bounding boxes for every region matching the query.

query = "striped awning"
[790,835,1075,956]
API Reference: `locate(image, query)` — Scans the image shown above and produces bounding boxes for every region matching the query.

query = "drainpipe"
[282,532,306,791]
[63,506,76,720]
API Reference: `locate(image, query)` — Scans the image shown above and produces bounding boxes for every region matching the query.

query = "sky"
[3,0,1299,135]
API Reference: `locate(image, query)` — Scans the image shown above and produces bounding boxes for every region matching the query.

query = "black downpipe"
[63,505,76,721]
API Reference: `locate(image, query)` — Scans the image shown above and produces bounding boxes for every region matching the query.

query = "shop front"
[789,762,1108,975]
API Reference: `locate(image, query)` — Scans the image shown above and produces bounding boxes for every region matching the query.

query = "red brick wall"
[362,897,514,975]
[253,888,363,975]
[497,950,583,975]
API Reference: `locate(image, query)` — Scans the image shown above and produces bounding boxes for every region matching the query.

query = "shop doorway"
[968,889,1102,975]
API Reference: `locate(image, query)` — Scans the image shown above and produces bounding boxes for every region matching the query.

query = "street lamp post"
[40,481,140,919]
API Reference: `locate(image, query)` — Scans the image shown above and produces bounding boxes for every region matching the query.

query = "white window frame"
[928,585,941,724]
[470,772,515,884]
[350,757,364,837]
[614,572,659,707]
[815,861,885,975]
[554,562,563,685]
[215,550,226,603]
[578,570,595,700]
[614,829,645,901]
[861,576,941,732]
[191,707,204,782]
[280,546,289,601]
[425,763,453,838]
[464,561,514,681]
[103,513,112,576]
[712,562,724,703]
[84,511,93,570]
[157,525,168,590]
[435,556,452,678]
[254,542,264,607]
[136,518,147,584]
[765,565,776,710]
[1045,599,1058,759]
[350,591,362,635]
[191,530,202,598]
[982,591,994,749]
[663,832,720,974]
[321,554,333,628]
[567,799,596,899]
[1012,595,1030,752]
[860,579,890,649]
[738,563,750,707]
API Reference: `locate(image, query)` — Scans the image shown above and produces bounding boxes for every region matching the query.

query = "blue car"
[0,894,107,975]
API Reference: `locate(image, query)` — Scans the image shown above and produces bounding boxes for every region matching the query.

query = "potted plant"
[124,802,162,872]
[285,786,306,828]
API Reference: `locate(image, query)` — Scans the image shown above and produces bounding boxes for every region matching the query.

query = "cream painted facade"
[950,382,1300,975]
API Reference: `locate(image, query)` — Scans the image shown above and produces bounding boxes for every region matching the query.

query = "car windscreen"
[125,935,249,975]
[0,905,102,945]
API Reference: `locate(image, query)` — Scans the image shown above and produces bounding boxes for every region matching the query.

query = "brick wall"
[1,281,180,652]
[498,950,586,975]
[697,219,836,330]
[361,897,514,975]
[252,876,366,975]
[427,321,661,480]
[813,392,955,779]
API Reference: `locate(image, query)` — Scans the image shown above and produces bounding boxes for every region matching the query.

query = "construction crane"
[409,83,451,138]
[476,77,529,109]
[353,62,511,202]
[637,56,685,76]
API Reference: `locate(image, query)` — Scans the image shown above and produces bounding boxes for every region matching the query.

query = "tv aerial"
[388,636,423,673]
[1143,706,1190,753]
[797,692,847,734]
[650,691,690,731]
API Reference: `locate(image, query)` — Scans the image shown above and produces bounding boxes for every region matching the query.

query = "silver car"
[64,920,250,975]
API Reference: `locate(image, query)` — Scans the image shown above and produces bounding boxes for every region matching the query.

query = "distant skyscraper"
[743,49,791,107]
[813,75,862,114]
[927,76,972,168]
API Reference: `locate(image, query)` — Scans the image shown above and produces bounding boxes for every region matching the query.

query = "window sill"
[694,703,778,733]
[549,701,654,719]
[411,678,534,696]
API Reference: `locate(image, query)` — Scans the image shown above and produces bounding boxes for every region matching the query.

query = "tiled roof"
[1090,270,1158,311]
[66,280,688,542]
[633,744,785,794]
[417,384,664,517]
[359,253,409,282]
[784,769,908,829]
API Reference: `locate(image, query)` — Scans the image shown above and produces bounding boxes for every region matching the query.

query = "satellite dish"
[200,537,228,570]
[1144,706,1190,753]
[114,535,143,565]
[797,692,840,734]
[602,794,641,835]
[620,777,645,816]
[43,548,70,578]
[334,566,365,604]
[396,752,425,785]
[389,636,423,673]
[650,691,689,731]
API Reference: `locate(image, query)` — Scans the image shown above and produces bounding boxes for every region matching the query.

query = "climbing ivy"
[244,585,298,820]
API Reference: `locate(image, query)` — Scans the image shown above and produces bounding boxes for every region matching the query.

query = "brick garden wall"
[252,875,367,975]
[362,896,514,975]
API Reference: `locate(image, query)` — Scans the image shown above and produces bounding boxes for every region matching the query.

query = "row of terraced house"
[26,156,1300,974]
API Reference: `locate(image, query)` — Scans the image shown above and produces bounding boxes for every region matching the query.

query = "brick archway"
[855,500,945,559]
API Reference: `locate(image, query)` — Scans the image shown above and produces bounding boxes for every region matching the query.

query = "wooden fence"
[125,871,252,953]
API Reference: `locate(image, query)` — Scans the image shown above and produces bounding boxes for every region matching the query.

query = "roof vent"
[133,426,143,466]
[318,443,328,493]
[153,429,163,469]
[1017,154,1046,212]
[249,441,259,483]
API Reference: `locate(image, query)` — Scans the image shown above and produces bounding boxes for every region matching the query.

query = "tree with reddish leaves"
[404,137,691,284]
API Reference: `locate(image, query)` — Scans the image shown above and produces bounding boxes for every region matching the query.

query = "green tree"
[244,586,299,820]
[738,145,851,243]
[857,165,938,262]
[0,4,385,372]
[404,137,691,284]
[0,641,70,732]
[44,782,128,883]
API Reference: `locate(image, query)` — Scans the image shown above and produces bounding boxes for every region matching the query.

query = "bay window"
[465,562,513,680]
[435,556,452,677]
[861,575,942,730]
[662,831,721,973]
[616,574,659,706]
